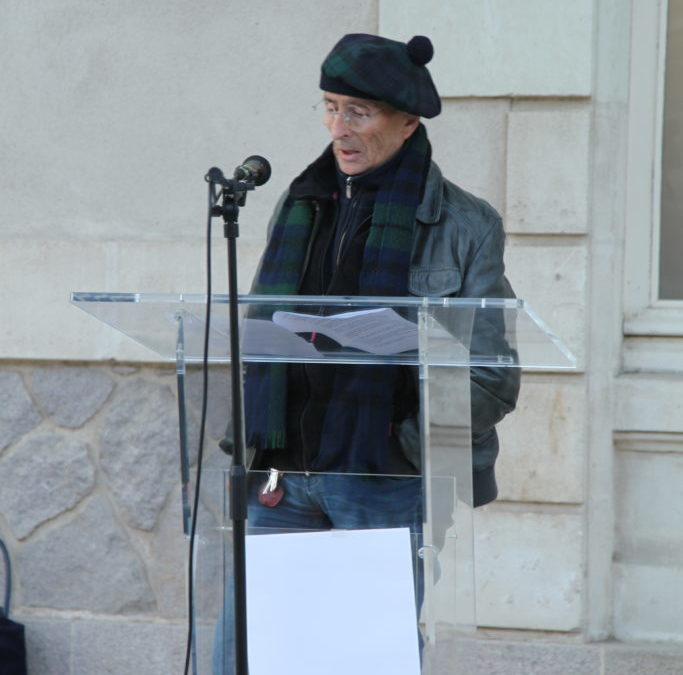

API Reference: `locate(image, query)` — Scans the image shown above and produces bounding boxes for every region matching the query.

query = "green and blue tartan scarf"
[244,124,431,456]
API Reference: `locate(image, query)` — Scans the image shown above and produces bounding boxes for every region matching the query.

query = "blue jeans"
[212,472,423,674]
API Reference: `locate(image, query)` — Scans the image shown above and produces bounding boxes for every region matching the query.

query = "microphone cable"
[183,177,221,675]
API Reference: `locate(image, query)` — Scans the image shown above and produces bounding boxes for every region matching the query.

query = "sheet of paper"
[246,527,421,675]
[273,307,418,354]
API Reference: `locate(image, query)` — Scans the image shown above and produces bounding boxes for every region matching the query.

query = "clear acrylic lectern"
[71,292,575,675]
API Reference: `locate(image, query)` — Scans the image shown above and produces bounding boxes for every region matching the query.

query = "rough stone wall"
[0,362,231,673]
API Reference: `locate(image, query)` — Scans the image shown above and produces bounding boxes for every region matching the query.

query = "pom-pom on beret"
[320,33,441,118]
[406,35,434,66]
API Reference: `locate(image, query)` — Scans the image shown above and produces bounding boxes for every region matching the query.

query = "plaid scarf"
[244,124,431,464]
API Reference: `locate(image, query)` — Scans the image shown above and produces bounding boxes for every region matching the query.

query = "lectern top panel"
[70,292,575,369]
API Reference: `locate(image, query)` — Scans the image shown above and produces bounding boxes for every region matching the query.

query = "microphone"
[233,155,271,186]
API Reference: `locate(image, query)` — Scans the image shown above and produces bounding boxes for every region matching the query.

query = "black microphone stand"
[207,169,258,675]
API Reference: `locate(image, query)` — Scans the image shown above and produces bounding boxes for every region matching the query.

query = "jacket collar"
[288,146,444,225]
[415,161,443,224]
[288,145,337,200]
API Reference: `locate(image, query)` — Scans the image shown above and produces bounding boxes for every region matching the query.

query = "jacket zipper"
[333,178,361,273]
[300,199,332,472]
[300,177,354,472]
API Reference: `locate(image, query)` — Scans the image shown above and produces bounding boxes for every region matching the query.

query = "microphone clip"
[205,167,256,193]
[205,156,271,236]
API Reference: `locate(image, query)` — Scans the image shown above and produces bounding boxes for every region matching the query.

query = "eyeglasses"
[315,100,383,131]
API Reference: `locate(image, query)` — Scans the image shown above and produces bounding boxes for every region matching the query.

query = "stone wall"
[0,362,231,673]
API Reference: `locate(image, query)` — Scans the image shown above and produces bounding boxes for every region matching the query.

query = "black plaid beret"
[320,33,441,118]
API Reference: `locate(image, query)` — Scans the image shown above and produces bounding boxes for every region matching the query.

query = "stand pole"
[225,216,249,675]
[207,160,270,675]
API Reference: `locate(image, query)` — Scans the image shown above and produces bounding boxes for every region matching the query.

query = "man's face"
[322,92,419,175]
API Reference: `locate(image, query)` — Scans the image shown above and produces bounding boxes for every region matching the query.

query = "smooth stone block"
[613,563,683,643]
[505,242,587,369]
[496,374,585,504]
[616,374,683,433]
[438,636,601,675]
[18,618,71,675]
[506,109,591,234]
[71,618,186,675]
[427,100,509,215]
[604,642,683,675]
[615,446,683,565]
[379,0,593,96]
[474,507,583,631]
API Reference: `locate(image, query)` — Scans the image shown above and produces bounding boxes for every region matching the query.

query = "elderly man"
[241,33,519,518]
[214,33,519,672]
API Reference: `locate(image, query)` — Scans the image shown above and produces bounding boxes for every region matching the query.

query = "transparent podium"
[71,292,575,675]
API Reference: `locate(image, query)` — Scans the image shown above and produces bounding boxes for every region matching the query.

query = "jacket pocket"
[408,266,462,296]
